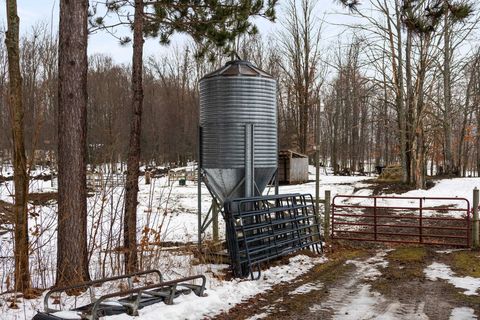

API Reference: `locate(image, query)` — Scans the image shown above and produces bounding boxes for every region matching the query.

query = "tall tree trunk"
[458,76,473,176]
[5,0,30,294]
[443,5,454,175]
[124,0,144,273]
[405,27,414,185]
[392,0,407,183]
[56,0,90,287]
[413,38,428,189]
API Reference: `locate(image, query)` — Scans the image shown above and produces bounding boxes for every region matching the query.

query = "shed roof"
[279,149,308,159]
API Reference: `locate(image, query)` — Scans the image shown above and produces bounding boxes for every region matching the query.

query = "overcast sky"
[0,1,357,64]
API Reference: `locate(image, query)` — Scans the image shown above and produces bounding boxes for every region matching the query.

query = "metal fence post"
[473,188,479,249]
[419,198,423,244]
[373,197,377,241]
[197,126,202,249]
[324,190,331,241]
[315,146,320,226]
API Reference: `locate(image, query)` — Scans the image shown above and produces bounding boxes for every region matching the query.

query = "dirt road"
[214,245,480,320]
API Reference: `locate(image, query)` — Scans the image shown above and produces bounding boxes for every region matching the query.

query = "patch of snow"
[105,255,327,320]
[310,250,430,320]
[246,312,270,320]
[345,250,389,280]
[50,311,83,319]
[278,175,374,200]
[101,301,124,307]
[424,262,480,295]
[449,307,477,320]
[334,284,383,319]
[435,249,465,254]
[309,251,388,316]
[382,178,480,216]
[289,281,322,295]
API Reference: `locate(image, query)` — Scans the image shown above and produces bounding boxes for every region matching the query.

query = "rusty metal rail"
[331,195,471,247]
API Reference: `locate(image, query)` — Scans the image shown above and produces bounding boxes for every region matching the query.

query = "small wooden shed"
[278,150,309,184]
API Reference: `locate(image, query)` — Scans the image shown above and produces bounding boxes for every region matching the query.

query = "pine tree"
[92,0,277,272]
[56,0,91,287]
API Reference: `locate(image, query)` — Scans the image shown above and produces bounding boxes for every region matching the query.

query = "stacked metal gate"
[225,193,323,279]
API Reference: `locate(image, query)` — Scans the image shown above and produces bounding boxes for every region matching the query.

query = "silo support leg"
[245,124,254,198]
[212,200,219,242]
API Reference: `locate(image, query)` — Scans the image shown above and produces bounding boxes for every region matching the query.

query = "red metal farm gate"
[331,195,471,247]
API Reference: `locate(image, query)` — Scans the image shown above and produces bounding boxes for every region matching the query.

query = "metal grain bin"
[199,60,277,203]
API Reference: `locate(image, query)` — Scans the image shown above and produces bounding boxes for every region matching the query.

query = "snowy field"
[1,165,480,319]
[0,165,355,319]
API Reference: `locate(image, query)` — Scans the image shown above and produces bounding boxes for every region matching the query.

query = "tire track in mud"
[307,250,429,320]
[214,247,480,320]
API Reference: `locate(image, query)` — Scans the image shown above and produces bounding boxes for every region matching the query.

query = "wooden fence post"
[145,171,151,185]
[324,190,331,241]
[473,187,479,249]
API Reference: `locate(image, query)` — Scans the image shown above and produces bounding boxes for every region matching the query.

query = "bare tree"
[278,0,324,154]
[441,0,475,175]
[5,0,30,294]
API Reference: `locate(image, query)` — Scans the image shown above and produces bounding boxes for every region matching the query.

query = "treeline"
[0,24,201,166]
[251,0,480,186]
[0,1,326,168]
[331,0,480,188]
[2,0,480,186]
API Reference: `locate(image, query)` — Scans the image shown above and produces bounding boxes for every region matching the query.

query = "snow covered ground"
[308,251,399,320]
[0,166,352,319]
[424,262,480,296]
[331,176,480,218]
[2,165,480,319]
[106,255,327,320]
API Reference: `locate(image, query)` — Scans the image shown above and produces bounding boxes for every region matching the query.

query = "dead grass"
[387,246,426,263]
[370,246,480,315]
[370,246,429,295]
[445,251,480,278]
[425,250,480,307]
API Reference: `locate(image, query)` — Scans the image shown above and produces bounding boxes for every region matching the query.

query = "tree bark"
[393,0,407,183]
[56,0,90,287]
[413,36,429,189]
[443,4,454,175]
[405,26,414,185]
[5,0,30,294]
[458,74,473,176]
[124,0,144,273]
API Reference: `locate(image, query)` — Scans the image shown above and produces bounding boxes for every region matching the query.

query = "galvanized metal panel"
[199,60,277,202]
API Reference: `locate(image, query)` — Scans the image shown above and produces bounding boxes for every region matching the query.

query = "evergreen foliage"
[401,0,474,35]
[91,0,278,57]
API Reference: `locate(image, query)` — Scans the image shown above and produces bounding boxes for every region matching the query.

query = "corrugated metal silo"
[199,60,277,203]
